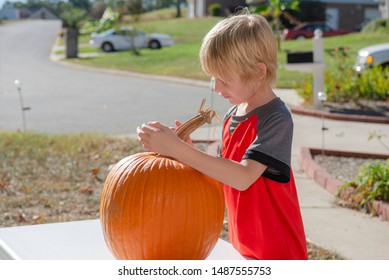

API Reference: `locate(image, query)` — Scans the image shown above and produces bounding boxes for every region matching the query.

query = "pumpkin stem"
[175,99,219,141]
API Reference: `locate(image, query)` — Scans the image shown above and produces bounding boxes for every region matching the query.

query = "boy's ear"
[257,63,267,81]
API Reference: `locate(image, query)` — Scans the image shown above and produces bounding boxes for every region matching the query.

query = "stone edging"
[291,106,389,124]
[299,147,389,222]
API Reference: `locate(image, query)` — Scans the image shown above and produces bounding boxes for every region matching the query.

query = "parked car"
[283,22,352,40]
[353,43,389,73]
[89,26,174,52]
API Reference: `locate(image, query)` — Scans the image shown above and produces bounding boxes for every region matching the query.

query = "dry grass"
[0,131,343,259]
[0,131,144,227]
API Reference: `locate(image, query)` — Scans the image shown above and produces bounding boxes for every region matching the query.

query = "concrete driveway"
[0,20,230,135]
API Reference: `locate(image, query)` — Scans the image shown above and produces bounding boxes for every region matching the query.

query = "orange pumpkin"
[100,100,225,260]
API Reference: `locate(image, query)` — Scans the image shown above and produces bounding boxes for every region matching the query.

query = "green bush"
[297,75,313,103]
[339,159,389,215]
[362,18,389,34]
[356,66,389,100]
[323,47,389,102]
[325,66,389,102]
[324,47,358,102]
[208,3,222,17]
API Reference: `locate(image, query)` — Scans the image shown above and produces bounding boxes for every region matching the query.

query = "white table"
[0,219,244,260]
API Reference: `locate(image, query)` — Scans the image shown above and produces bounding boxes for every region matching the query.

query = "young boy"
[137,13,308,260]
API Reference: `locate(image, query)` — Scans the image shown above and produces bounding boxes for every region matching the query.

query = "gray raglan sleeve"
[243,108,293,183]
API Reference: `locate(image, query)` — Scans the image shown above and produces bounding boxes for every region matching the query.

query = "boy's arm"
[137,121,267,191]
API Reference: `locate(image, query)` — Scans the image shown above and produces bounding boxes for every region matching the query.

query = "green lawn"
[69,16,389,89]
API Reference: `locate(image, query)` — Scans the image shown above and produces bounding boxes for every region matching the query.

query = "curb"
[299,147,389,222]
[291,106,389,124]
[49,38,210,89]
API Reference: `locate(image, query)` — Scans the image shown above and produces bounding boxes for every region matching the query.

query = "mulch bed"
[324,99,389,118]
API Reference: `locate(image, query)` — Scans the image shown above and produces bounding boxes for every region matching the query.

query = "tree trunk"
[176,1,181,18]
[130,35,140,56]
[65,28,78,59]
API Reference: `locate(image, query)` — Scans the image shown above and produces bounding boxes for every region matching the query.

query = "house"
[187,0,247,17]
[0,6,58,20]
[188,0,382,31]
[0,8,20,19]
[318,0,381,30]
[20,7,59,20]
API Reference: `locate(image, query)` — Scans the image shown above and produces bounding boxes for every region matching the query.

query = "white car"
[89,26,174,52]
[353,43,389,73]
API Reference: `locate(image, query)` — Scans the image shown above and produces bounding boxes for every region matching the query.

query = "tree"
[123,27,141,56]
[60,5,88,58]
[254,0,300,50]
[89,0,107,20]
[127,0,144,19]
[69,0,91,11]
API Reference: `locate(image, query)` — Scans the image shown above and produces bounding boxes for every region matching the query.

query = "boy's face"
[212,76,258,106]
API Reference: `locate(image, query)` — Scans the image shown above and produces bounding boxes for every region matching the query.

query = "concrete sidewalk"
[192,88,389,260]
[281,89,389,260]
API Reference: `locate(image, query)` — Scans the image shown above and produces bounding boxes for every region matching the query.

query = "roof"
[28,7,58,20]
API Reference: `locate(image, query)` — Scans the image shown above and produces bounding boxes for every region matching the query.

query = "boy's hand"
[136,121,183,157]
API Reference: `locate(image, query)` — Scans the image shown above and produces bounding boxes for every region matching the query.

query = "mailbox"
[287,51,313,63]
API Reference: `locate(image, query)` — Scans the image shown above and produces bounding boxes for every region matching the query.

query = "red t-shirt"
[221,98,308,260]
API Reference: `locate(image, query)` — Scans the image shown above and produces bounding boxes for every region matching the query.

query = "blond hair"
[200,14,278,87]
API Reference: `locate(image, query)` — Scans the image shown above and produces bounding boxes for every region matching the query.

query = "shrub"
[339,159,389,215]
[324,47,358,102]
[297,76,313,104]
[324,47,389,102]
[356,66,389,100]
[362,18,389,34]
[208,3,222,17]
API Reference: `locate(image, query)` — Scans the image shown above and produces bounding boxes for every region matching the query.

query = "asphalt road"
[0,20,230,135]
